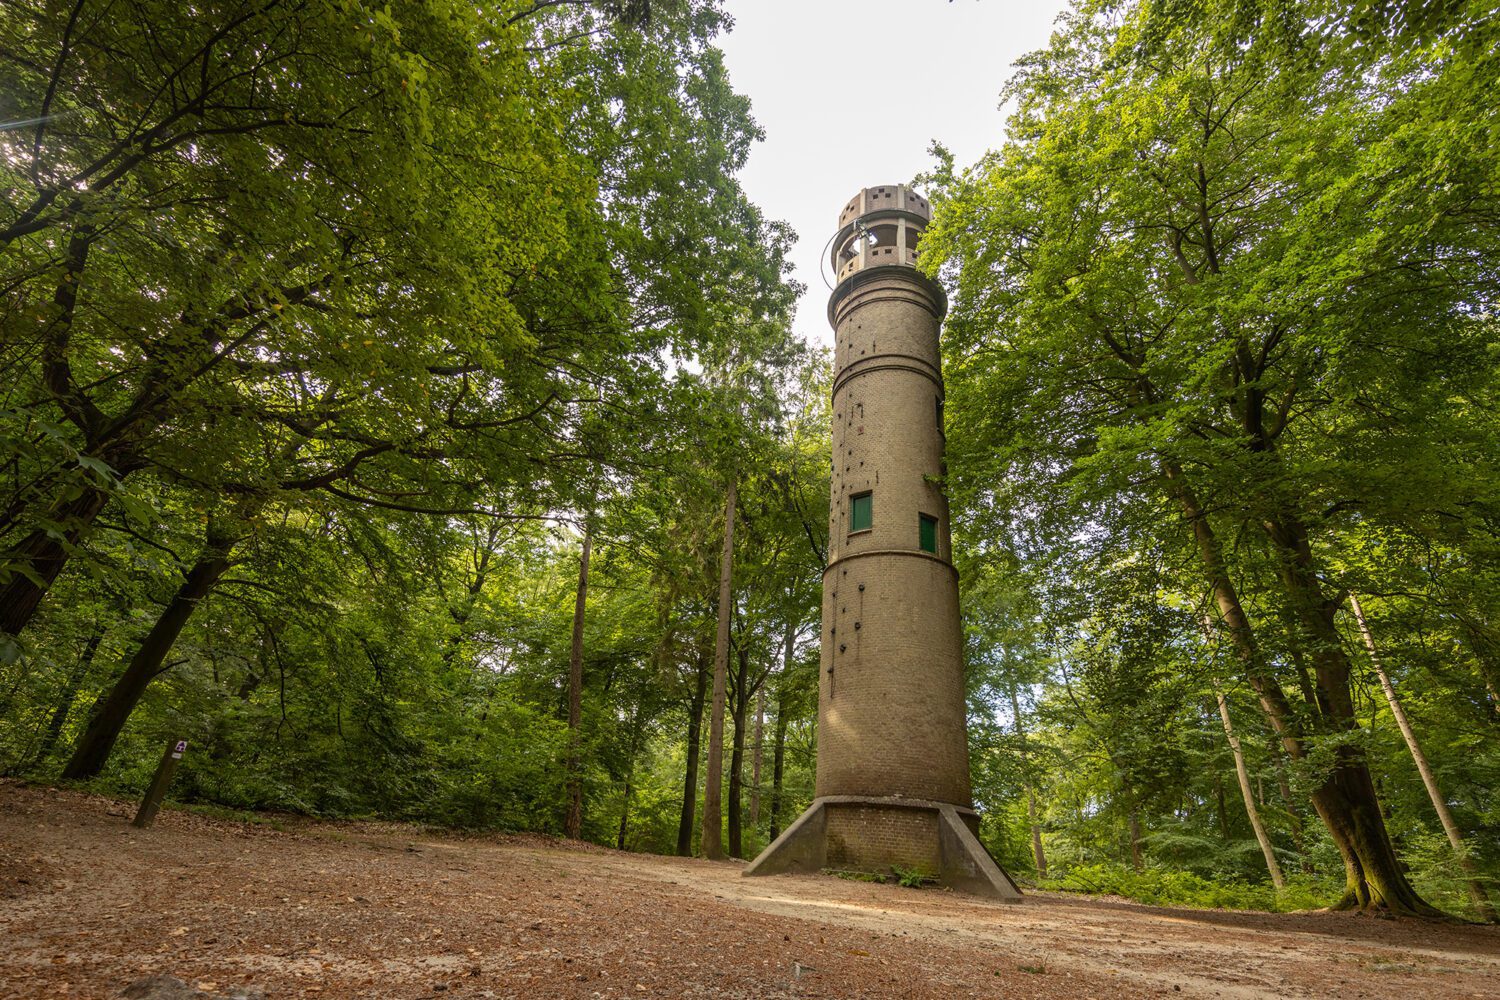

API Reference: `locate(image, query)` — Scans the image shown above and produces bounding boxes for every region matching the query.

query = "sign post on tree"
[131,739,187,829]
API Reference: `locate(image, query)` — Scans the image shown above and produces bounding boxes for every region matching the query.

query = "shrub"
[1036,862,1337,912]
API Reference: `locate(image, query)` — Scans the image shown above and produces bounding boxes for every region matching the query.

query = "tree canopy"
[921,0,1500,918]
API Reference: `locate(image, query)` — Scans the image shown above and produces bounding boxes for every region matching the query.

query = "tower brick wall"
[825,803,942,873]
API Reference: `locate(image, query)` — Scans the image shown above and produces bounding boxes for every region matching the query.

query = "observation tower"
[744,185,1020,900]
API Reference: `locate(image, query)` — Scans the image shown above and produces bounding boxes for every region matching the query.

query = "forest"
[1,0,1496,926]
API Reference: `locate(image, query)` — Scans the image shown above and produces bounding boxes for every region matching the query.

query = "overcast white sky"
[716,0,1071,347]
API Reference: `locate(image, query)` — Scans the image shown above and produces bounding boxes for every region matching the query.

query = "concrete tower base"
[743,796,1022,901]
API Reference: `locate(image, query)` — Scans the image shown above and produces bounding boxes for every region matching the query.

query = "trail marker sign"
[132,738,187,829]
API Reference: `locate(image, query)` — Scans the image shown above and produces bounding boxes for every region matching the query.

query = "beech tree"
[923,0,1500,915]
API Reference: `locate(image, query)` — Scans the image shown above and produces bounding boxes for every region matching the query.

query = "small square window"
[919,514,938,553]
[850,492,873,532]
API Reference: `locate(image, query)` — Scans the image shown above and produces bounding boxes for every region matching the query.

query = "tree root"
[1329,886,1459,921]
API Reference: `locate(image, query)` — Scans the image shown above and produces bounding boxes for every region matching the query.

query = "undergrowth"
[826,866,937,888]
[1034,862,1337,912]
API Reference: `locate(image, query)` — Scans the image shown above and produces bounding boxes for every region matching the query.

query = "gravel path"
[2,781,1497,999]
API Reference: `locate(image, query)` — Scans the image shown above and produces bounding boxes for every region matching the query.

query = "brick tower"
[744,185,1020,900]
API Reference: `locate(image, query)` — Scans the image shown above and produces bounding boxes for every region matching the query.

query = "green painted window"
[919,513,938,553]
[850,492,873,532]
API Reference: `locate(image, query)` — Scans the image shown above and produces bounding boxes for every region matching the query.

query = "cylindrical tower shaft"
[743,185,1017,900]
[816,184,970,808]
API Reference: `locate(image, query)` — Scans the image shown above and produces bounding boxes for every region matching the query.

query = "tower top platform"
[828,183,945,322]
[830,184,933,285]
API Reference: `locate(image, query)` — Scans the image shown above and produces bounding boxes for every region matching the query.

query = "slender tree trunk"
[1200,612,1284,889]
[676,650,709,857]
[565,521,592,840]
[1217,689,1286,889]
[30,627,104,769]
[1,484,112,638]
[1129,807,1144,872]
[728,647,752,858]
[1213,771,1232,841]
[1460,626,1500,720]
[61,534,235,779]
[701,478,735,860]
[616,697,646,852]
[1026,788,1046,878]
[769,675,789,842]
[1166,464,1440,916]
[768,621,796,841]
[749,685,765,829]
[1351,594,1494,921]
[616,775,632,851]
[1007,680,1046,877]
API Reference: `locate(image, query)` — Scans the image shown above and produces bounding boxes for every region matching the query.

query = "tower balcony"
[830,184,932,287]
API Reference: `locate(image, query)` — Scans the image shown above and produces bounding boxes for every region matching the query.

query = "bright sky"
[716,0,1071,347]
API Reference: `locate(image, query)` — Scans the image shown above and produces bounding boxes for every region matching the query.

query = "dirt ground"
[2,782,1498,999]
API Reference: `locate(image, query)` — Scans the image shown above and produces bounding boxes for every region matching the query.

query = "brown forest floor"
[2,781,1498,999]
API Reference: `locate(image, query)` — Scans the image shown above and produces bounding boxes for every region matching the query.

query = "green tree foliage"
[924,0,1500,918]
[0,0,827,857]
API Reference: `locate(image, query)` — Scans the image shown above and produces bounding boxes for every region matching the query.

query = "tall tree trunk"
[1217,689,1286,889]
[1,484,112,638]
[1262,513,1443,916]
[749,685,765,830]
[768,618,795,841]
[1213,771,1232,841]
[565,521,592,840]
[1007,680,1047,877]
[29,626,104,769]
[60,531,236,780]
[1026,788,1046,879]
[727,646,753,859]
[1350,594,1494,921]
[1128,807,1144,872]
[676,650,709,857]
[616,698,645,853]
[769,676,790,842]
[1165,464,1441,916]
[616,775,632,851]
[701,477,735,860]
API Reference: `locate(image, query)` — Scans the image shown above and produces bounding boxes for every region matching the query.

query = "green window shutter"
[919,513,938,553]
[850,493,873,532]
